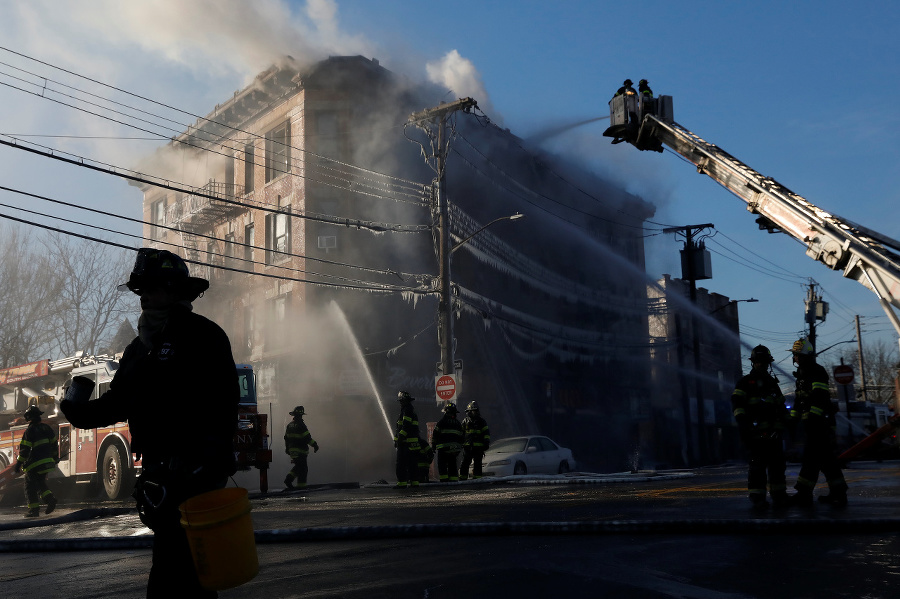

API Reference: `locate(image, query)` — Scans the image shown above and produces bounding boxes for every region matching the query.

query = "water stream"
[327,300,395,441]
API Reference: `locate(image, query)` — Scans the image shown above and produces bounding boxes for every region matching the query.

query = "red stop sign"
[436,375,456,400]
[833,364,854,385]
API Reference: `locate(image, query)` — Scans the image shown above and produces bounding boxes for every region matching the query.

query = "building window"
[244,305,255,351]
[265,197,290,265]
[317,113,339,158]
[223,232,236,281]
[206,241,218,280]
[244,143,255,193]
[267,293,290,349]
[244,223,254,265]
[265,121,291,183]
[151,197,166,240]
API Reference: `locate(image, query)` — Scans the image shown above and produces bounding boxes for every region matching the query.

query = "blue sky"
[0,0,898,373]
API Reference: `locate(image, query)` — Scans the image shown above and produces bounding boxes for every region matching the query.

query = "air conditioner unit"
[318,235,337,249]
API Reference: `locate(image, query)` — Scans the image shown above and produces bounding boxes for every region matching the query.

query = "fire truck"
[0,354,272,501]
[603,89,900,460]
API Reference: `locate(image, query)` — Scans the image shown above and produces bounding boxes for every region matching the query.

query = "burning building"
[131,55,657,481]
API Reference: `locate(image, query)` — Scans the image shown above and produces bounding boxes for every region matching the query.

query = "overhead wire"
[0,48,428,198]
[0,186,431,289]
[0,136,430,234]
[0,210,430,295]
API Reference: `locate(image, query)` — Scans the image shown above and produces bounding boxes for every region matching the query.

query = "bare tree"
[0,225,62,367]
[0,224,138,367]
[839,338,899,405]
[44,233,136,358]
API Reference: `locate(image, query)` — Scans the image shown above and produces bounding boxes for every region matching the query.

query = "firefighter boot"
[45,495,57,515]
[749,494,769,510]
[24,508,40,518]
[284,476,295,491]
[789,489,814,507]
[771,491,791,509]
[818,485,848,507]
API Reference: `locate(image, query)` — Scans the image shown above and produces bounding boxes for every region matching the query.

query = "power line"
[0,183,431,283]
[0,49,428,203]
[0,211,431,295]
[0,136,430,234]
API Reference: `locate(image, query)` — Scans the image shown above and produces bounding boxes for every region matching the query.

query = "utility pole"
[407,98,478,380]
[804,281,828,353]
[855,315,869,403]
[663,223,714,465]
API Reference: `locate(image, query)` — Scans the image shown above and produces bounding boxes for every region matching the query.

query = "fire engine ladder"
[635,113,900,347]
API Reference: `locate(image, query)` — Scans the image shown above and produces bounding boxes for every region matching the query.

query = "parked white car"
[481,436,575,477]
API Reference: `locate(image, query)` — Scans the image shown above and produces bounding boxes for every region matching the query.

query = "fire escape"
[165,180,246,270]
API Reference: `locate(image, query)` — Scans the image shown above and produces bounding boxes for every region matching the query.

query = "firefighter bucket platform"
[179,487,259,591]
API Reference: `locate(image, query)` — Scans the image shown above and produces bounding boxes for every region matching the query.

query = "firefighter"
[393,391,421,488]
[432,402,464,482]
[61,248,239,598]
[614,79,636,97]
[284,405,319,490]
[459,401,490,481]
[638,79,653,98]
[15,405,59,518]
[789,338,848,506]
[416,437,434,484]
[731,345,790,509]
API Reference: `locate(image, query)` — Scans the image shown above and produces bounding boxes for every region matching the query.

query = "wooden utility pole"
[663,223,714,465]
[407,98,478,380]
[855,315,869,403]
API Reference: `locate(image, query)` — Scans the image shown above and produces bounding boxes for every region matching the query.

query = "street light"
[709,297,758,315]
[451,213,524,254]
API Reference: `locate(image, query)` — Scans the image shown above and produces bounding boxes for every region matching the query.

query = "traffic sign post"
[435,374,458,403]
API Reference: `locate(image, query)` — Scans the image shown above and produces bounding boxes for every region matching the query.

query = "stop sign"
[833,364,854,385]
[436,374,457,401]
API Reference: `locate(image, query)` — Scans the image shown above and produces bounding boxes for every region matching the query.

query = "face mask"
[138,308,171,348]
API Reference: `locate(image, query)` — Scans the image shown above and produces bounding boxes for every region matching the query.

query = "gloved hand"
[14,462,22,474]
[313,443,319,453]
[393,440,398,449]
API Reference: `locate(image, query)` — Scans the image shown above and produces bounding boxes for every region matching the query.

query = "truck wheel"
[101,444,126,500]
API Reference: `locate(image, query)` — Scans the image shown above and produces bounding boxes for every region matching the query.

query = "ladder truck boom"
[603,93,900,346]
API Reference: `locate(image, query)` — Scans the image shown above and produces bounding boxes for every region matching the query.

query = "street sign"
[435,359,463,374]
[435,374,457,401]
[833,364,854,385]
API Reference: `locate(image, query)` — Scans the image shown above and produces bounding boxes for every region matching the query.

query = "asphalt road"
[1,462,899,598]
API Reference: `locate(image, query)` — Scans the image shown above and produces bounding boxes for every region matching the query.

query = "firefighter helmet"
[749,345,774,364]
[397,391,414,402]
[639,79,648,85]
[289,406,305,416]
[623,79,633,86]
[118,248,209,301]
[790,338,815,356]
[466,401,479,413]
[23,405,43,421]
[442,402,458,414]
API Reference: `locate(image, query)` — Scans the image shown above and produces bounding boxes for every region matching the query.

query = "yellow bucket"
[179,487,259,591]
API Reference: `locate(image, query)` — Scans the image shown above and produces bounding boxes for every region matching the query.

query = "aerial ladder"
[603,91,900,461]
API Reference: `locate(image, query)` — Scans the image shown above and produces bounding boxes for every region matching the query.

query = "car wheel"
[513,461,527,476]
[101,444,126,500]
[558,460,571,474]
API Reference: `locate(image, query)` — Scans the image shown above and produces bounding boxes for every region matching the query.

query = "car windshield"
[489,438,528,453]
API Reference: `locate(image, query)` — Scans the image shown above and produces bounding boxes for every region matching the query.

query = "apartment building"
[132,55,657,476]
